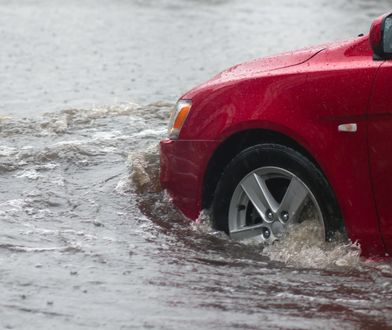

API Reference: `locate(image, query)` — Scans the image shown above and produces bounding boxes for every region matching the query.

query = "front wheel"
[211,144,343,243]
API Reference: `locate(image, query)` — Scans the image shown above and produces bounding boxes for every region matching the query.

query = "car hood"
[183,45,326,98]
[221,47,325,78]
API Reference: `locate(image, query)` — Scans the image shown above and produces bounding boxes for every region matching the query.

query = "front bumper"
[160,139,219,219]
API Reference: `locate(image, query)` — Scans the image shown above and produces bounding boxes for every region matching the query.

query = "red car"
[160,13,392,257]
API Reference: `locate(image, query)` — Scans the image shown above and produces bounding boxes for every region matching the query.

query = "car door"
[368,60,392,254]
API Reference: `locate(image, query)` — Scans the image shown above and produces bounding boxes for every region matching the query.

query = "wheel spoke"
[279,176,309,222]
[230,221,280,241]
[230,223,264,240]
[240,173,279,219]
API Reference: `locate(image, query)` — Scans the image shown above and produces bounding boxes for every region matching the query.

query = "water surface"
[1,1,392,329]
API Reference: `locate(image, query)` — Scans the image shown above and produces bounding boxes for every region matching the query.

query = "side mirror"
[370,12,392,60]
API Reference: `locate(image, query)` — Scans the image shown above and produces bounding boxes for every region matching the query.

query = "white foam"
[15,169,43,180]
[0,199,28,211]
[0,146,17,156]
[114,177,132,195]
[191,210,228,238]
[132,128,166,138]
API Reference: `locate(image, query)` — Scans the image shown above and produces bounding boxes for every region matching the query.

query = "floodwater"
[1,0,392,329]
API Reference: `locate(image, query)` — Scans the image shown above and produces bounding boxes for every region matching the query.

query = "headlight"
[168,99,192,139]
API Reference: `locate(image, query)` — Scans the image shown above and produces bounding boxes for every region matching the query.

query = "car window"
[384,16,392,53]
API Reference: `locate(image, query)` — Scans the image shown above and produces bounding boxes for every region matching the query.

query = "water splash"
[128,144,162,194]
[262,221,361,268]
[189,210,362,269]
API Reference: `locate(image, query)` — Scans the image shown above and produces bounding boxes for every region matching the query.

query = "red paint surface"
[160,15,392,257]
[160,139,218,219]
[368,60,392,255]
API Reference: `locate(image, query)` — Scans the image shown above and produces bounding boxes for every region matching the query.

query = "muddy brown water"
[1,1,392,329]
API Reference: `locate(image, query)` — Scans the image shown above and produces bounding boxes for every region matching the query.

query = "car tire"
[211,143,344,242]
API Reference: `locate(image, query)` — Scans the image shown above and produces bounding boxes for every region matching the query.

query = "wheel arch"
[202,128,330,210]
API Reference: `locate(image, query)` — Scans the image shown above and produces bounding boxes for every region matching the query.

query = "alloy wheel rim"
[228,166,325,242]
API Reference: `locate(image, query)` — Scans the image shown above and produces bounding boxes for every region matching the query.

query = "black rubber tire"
[211,143,344,241]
